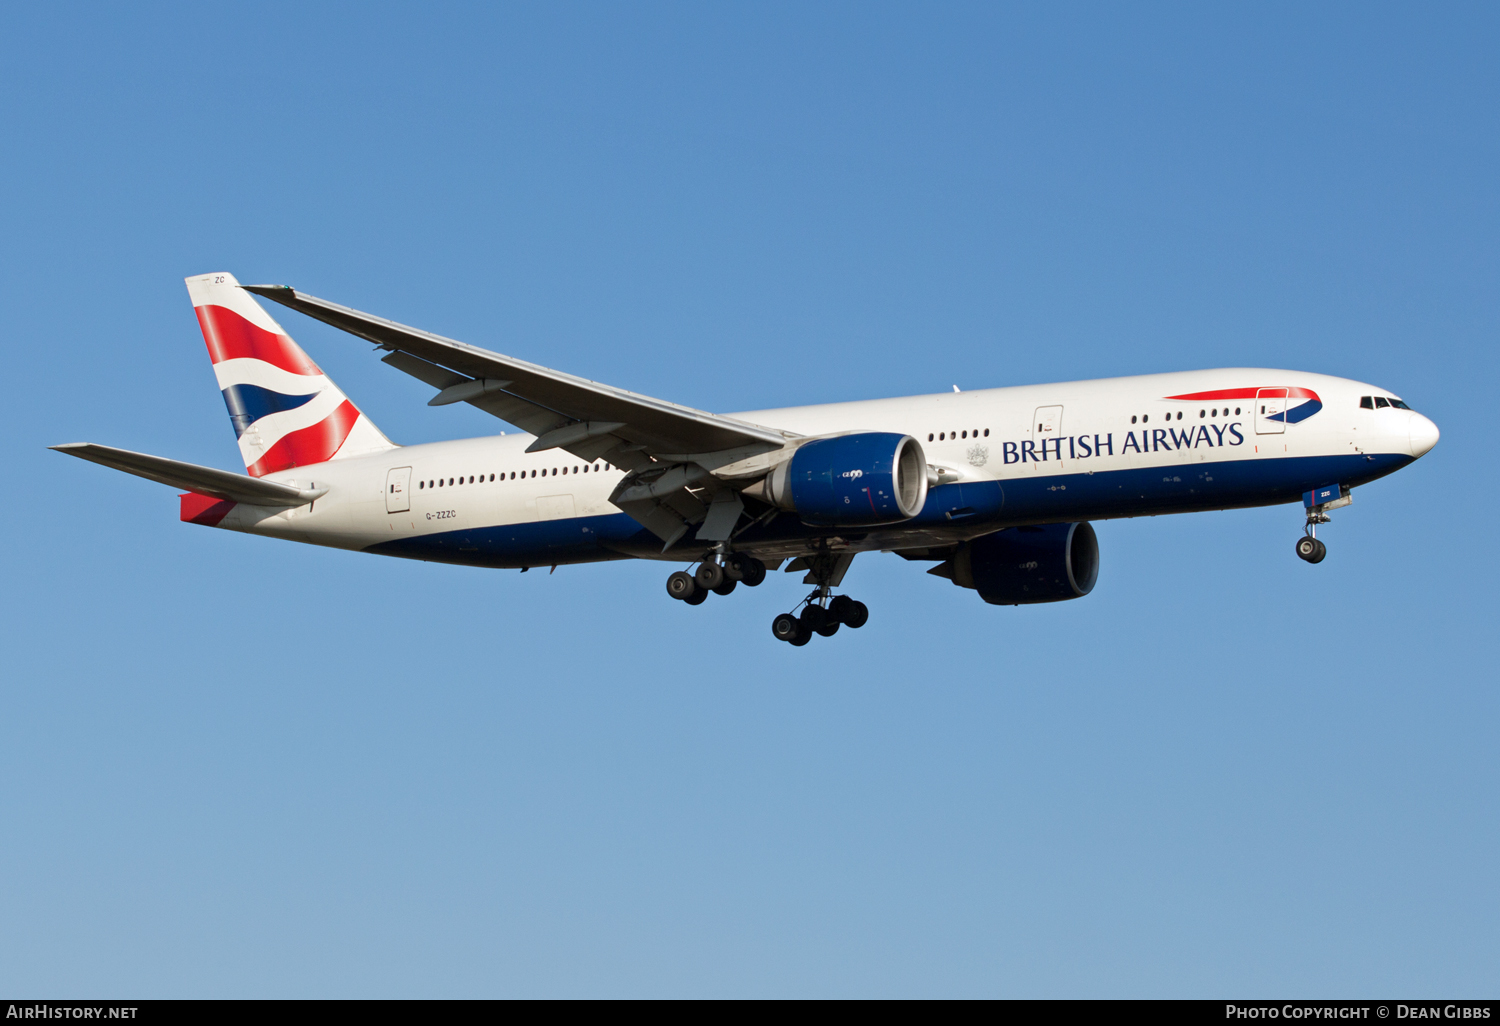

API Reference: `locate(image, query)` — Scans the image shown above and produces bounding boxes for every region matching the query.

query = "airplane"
[54,272,1440,646]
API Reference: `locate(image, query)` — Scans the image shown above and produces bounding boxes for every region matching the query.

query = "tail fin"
[186,272,394,477]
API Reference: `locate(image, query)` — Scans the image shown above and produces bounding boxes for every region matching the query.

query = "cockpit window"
[1360,396,1374,409]
[1389,398,1412,410]
[1374,397,1391,409]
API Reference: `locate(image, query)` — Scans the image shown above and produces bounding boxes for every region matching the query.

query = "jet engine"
[747,432,929,526]
[937,522,1099,605]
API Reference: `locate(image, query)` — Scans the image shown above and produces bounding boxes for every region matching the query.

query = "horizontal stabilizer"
[50,443,325,507]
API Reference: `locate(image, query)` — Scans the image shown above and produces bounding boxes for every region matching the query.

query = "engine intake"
[941,522,1099,604]
[754,432,928,526]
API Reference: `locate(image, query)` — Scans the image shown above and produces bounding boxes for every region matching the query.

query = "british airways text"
[1001,423,1246,464]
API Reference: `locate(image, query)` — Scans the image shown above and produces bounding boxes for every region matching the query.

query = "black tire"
[740,557,767,587]
[816,619,840,638]
[828,595,853,623]
[772,613,801,642]
[712,577,738,596]
[666,570,697,600]
[1308,539,1327,564]
[1296,536,1319,562]
[800,605,828,633]
[695,562,725,591]
[684,588,709,605]
[844,600,869,629]
[788,628,811,647]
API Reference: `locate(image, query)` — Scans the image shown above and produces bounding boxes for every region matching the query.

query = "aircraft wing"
[51,443,324,507]
[241,285,787,463]
[242,284,795,546]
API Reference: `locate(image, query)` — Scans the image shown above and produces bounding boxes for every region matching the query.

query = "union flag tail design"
[186,272,394,477]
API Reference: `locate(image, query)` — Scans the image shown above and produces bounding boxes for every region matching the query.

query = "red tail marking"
[180,492,236,526]
[246,400,360,477]
[1166,387,1320,402]
[195,305,322,376]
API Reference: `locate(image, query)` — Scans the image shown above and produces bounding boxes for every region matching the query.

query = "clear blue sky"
[2,1,1495,998]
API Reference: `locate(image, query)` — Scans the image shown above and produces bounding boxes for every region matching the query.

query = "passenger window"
[418,481,424,489]
[1374,397,1390,408]
[983,429,989,437]
[1360,396,1374,409]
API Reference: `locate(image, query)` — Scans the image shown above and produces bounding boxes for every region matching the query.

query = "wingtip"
[241,284,296,298]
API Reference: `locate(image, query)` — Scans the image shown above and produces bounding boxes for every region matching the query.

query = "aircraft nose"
[1409,413,1440,458]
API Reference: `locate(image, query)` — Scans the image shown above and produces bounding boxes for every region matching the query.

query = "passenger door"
[1255,388,1288,435]
[385,466,412,513]
[1032,405,1064,462]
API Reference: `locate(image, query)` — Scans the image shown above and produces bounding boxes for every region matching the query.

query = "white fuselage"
[205,368,1435,568]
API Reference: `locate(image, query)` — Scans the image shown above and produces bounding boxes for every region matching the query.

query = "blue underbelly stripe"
[364,451,1412,566]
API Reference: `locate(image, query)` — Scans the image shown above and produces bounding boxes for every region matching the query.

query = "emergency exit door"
[1255,388,1288,435]
[386,466,412,513]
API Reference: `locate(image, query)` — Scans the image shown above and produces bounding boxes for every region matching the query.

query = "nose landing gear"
[1295,534,1327,564]
[1296,485,1350,564]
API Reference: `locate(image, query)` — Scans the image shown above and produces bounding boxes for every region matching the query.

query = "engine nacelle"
[943,522,1099,605]
[755,432,929,526]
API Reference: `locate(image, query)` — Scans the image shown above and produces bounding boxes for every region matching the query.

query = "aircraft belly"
[987,450,1410,524]
[356,450,1412,569]
[363,512,642,567]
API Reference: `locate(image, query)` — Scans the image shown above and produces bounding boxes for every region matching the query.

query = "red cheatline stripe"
[195,305,322,376]
[1165,387,1320,401]
[180,492,236,526]
[246,400,360,477]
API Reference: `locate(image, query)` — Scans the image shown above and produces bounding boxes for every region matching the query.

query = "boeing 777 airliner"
[55,273,1439,646]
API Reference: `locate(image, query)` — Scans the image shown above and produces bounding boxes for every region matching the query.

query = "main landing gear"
[770,547,867,647]
[665,551,767,605]
[771,592,869,647]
